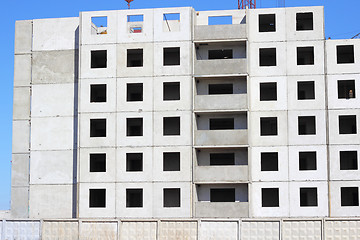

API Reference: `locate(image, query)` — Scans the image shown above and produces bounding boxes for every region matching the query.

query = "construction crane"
[125,0,134,9]
[352,33,360,39]
[238,0,256,9]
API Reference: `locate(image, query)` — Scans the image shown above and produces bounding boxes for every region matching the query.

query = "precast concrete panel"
[199,221,238,240]
[42,221,79,240]
[120,221,157,240]
[13,87,31,120]
[4,221,40,240]
[329,145,360,181]
[12,120,30,153]
[14,20,33,54]
[10,187,29,218]
[80,222,117,240]
[159,221,197,240]
[14,55,32,87]
[325,220,360,240]
[241,221,280,240]
[11,154,30,187]
[283,220,322,240]
[327,74,360,110]
[328,110,360,145]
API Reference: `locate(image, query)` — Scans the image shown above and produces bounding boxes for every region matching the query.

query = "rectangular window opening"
[298,81,315,100]
[90,119,106,138]
[163,188,181,207]
[297,47,314,65]
[127,14,144,22]
[208,84,233,95]
[300,188,318,207]
[261,152,278,171]
[210,188,235,202]
[296,12,314,31]
[259,14,276,32]
[127,49,143,67]
[341,187,359,206]
[208,49,233,59]
[126,118,143,136]
[163,82,180,101]
[127,83,143,102]
[338,80,356,99]
[259,48,276,66]
[208,15,233,25]
[260,82,277,101]
[126,189,143,208]
[163,152,180,171]
[91,16,107,35]
[90,84,107,103]
[90,153,106,172]
[299,152,317,171]
[126,153,143,172]
[298,116,316,135]
[163,117,180,136]
[91,50,107,69]
[339,115,357,134]
[89,189,106,208]
[163,13,180,32]
[210,153,235,166]
[262,188,279,207]
[340,151,358,170]
[337,45,355,64]
[260,117,278,136]
[209,118,234,130]
[163,47,180,66]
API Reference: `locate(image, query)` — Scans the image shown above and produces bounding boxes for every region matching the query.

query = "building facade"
[10,6,360,222]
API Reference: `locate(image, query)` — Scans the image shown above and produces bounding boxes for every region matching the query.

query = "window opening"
[163,152,180,171]
[210,188,235,202]
[260,117,278,136]
[127,83,143,102]
[90,119,106,137]
[261,152,278,171]
[208,49,233,59]
[297,47,314,65]
[298,81,315,100]
[339,115,357,134]
[91,16,107,35]
[163,117,180,136]
[299,152,317,170]
[262,188,279,207]
[259,48,276,66]
[210,153,235,166]
[127,49,143,67]
[163,188,181,207]
[208,16,233,25]
[126,153,143,172]
[260,82,277,101]
[89,189,106,208]
[163,47,180,66]
[209,118,234,130]
[300,188,318,207]
[126,189,143,208]
[296,12,313,31]
[127,118,143,136]
[208,84,233,95]
[338,80,356,99]
[90,153,106,172]
[341,187,359,206]
[298,116,316,135]
[340,151,358,170]
[90,84,107,103]
[91,50,107,69]
[337,45,355,64]
[259,14,276,32]
[163,82,180,101]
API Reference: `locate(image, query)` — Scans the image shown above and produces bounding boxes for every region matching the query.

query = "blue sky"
[1,0,359,210]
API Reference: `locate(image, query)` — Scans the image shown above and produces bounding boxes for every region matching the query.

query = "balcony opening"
[126,189,143,208]
[261,152,278,171]
[339,115,357,134]
[259,48,276,66]
[296,12,313,31]
[163,152,180,171]
[91,50,107,69]
[208,84,233,95]
[127,83,143,102]
[262,188,279,207]
[337,45,355,64]
[298,116,316,135]
[90,84,107,103]
[341,187,359,206]
[299,152,317,171]
[298,81,315,100]
[163,82,180,101]
[90,153,106,172]
[127,49,143,67]
[89,189,106,208]
[259,14,276,32]
[126,153,143,172]
[163,13,180,32]
[210,188,235,202]
[163,117,180,136]
[210,153,235,166]
[260,117,277,136]
[297,47,314,65]
[163,188,181,207]
[91,16,107,35]
[300,188,318,207]
[338,80,356,99]
[163,47,180,66]
[90,119,106,138]
[208,49,233,60]
[260,82,277,101]
[340,151,358,170]
[209,118,234,130]
[208,15,232,25]
[126,118,143,136]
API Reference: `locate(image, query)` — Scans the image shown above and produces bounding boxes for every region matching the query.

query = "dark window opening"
[90,153,106,172]
[89,189,106,208]
[90,119,106,137]
[210,118,234,130]
[91,50,107,69]
[127,83,143,102]
[298,81,315,100]
[210,153,235,166]
[127,49,143,67]
[260,117,278,136]
[300,188,318,207]
[126,153,143,172]
[90,84,107,103]
[127,118,143,136]
[337,45,355,64]
[297,47,314,65]
[260,82,277,101]
[341,187,359,206]
[163,152,180,171]
[299,152,317,171]
[261,152,278,171]
[259,48,276,66]
[339,115,357,134]
[208,49,233,59]
[208,84,233,95]
[163,82,180,101]
[262,188,279,207]
[208,16,233,25]
[164,47,180,66]
[126,189,143,208]
[296,12,314,31]
[259,14,276,32]
[163,188,181,207]
[163,117,180,136]
[340,151,358,170]
[338,80,356,99]
[298,116,316,135]
[210,188,235,202]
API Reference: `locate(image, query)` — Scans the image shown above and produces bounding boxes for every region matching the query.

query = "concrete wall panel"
[12,120,30,153]
[120,221,157,240]
[14,54,32,87]
[325,220,360,240]
[241,221,280,240]
[13,87,31,120]
[328,110,360,145]
[42,221,79,240]
[329,145,360,181]
[327,74,360,110]
[329,181,360,217]
[283,220,322,240]
[32,50,77,84]
[159,221,197,240]
[4,221,40,240]
[10,187,29,218]
[33,17,79,51]
[14,20,33,54]
[199,221,238,240]
[11,154,29,187]
[80,221,117,240]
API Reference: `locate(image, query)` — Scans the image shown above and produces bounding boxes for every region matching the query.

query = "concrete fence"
[0,218,359,239]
